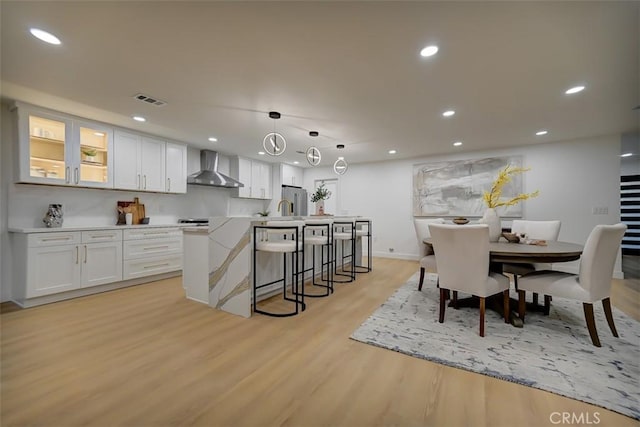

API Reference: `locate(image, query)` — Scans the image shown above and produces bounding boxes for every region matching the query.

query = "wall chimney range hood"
[187,150,244,188]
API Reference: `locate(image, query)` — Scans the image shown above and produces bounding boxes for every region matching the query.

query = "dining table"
[422,238,584,327]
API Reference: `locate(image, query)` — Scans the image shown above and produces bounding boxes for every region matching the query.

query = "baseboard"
[372,251,417,261]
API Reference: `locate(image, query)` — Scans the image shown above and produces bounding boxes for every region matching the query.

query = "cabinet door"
[252,161,271,199]
[165,142,187,194]
[76,120,114,188]
[18,107,73,185]
[81,241,123,288]
[114,131,141,190]
[26,245,81,297]
[140,137,166,192]
[237,157,252,198]
[282,164,294,186]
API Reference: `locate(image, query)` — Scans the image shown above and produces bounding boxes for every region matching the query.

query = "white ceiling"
[1,1,638,167]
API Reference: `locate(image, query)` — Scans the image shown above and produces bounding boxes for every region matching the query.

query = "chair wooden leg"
[418,268,425,291]
[602,298,619,337]
[503,290,510,323]
[513,274,519,291]
[479,297,485,337]
[518,290,526,322]
[439,288,446,323]
[583,303,601,347]
[544,295,551,315]
[532,292,539,306]
[452,291,458,309]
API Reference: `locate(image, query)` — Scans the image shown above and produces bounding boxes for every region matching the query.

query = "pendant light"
[334,157,348,175]
[262,111,286,156]
[306,131,321,166]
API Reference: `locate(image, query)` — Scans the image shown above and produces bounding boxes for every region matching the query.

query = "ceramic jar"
[316,200,325,215]
[480,208,501,242]
[43,204,63,228]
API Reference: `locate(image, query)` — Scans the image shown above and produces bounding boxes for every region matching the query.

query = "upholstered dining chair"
[413,217,445,290]
[517,223,627,347]
[429,224,510,337]
[502,220,561,307]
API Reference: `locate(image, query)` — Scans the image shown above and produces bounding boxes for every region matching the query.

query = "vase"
[43,204,63,228]
[316,200,325,215]
[481,208,501,242]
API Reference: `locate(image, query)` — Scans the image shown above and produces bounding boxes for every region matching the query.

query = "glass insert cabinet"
[14,102,114,188]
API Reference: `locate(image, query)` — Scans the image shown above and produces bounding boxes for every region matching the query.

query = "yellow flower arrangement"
[483,165,539,209]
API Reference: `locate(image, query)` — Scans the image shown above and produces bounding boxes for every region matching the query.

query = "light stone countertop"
[9,223,192,233]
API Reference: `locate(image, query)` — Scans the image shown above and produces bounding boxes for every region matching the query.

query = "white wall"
[303,134,623,277]
[0,103,268,301]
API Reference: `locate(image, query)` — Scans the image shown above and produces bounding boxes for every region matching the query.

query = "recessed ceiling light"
[388,150,397,154]
[29,28,61,45]
[208,137,218,142]
[420,45,439,57]
[565,85,585,95]
[621,153,633,158]
[442,110,455,117]
[293,161,299,164]
[258,151,265,155]
[132,116,146,122]
[94,132,105,137]
[536,130,548,136]
[453,141,463,147]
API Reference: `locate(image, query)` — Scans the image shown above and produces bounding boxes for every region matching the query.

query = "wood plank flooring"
[1,258,638,427]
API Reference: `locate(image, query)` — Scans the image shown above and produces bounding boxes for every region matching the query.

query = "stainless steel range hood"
[187,150,244,188]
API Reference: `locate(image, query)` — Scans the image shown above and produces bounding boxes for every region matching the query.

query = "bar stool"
[302,218,334,297]
[253,220,306,317]
[333,217,356,283]
[354,218,372,273]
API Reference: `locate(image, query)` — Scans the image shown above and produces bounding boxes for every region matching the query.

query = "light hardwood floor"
[1,258,638,427]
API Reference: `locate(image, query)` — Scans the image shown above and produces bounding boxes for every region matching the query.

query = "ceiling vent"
[133,93,167,107]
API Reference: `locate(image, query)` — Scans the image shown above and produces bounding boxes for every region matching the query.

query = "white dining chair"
[413,217,445,290]
[517,223,627,347]
[429,224,510,337]
[503,220,561,307]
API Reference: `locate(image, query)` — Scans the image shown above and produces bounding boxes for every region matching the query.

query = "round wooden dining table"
[422,238,584,326]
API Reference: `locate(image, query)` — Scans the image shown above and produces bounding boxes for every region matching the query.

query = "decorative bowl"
[140,217,150,224]
[502,232,520,243]
[452,217,469,225]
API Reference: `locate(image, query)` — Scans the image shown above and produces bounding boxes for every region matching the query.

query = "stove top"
[178,218,209,225]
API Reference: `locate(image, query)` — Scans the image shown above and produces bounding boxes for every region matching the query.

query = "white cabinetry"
[281,164,303,187]
[165,142,187,193]
[15,230,123,299]
[123,228,182,280]
[14,102,114,188]
[230,157,272,199]
[114,131,167,192]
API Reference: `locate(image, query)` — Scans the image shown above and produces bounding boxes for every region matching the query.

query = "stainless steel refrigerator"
[281,185,308,216]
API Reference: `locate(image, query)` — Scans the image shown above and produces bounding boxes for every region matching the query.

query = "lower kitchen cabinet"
[11,226,182,307]
[122,227,182,280]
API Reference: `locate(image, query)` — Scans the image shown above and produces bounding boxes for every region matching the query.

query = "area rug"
[350,273,640,420]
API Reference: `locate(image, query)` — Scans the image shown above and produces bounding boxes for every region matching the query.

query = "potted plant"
[311,183,331,215]
[82,147,98,162]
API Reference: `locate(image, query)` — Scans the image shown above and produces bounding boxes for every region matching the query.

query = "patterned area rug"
[350,273,640,420]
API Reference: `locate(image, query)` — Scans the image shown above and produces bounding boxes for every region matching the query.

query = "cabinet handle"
[167,177,171,192]
[42,236,72,241]
[65,167,70,184]
[84,245,88,263]
[74,168,79,184]
[90,234,116,238]
[144,175,147,189]
[137,174,141,189]
[143,263,170,269]
[142,231,169,235]
[143,245,170,251]
[75,246,79,264]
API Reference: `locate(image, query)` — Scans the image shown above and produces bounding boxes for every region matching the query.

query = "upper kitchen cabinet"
[165,142,187,194]
[113,130,166,192]
[229,156,272,199]
[14,103,114,188]
[281,163,304,187]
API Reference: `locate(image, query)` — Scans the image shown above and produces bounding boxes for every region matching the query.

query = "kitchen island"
[182,216,363,318]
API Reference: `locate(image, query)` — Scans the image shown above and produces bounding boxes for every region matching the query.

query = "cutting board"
[117,197,146,225]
